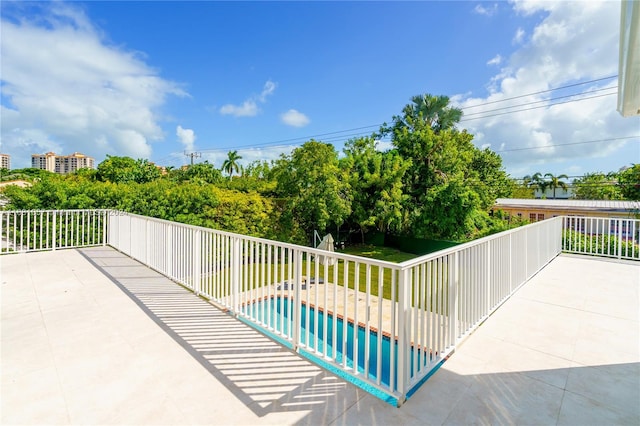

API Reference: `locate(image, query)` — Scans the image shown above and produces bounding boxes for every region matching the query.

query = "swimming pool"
[243,296,433,390]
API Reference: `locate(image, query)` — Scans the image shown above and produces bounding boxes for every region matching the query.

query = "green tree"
[523,172,548,196]
[388,94,463,134]
[97,156,161,184]
[173,161,223,184]
[618,164,640,200]
[342,137,409,241]
[273,140,351,238]
[510,178,534,198]
[468,148,513,209]
[544,173,569,199]
[222,150,243,178]
[222,160,277,194]
[380,94,484,240]
[572,172,621,200]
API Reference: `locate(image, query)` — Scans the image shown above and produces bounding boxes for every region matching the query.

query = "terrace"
[1,210,639,424]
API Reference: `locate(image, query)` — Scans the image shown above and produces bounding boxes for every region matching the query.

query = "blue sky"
[1,1,638,178]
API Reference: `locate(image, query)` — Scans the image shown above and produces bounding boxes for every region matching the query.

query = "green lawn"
[340,244,417,263]
[228,245,418,301]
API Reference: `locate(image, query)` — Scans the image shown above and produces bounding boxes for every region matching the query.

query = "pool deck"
[2,247,638,425]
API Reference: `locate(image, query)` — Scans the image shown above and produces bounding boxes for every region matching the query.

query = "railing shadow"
[78,246,364,419]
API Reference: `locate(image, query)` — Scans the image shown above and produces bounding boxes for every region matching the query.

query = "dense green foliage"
[618,164,640,201]
[2,93,560,244]
[572,172,622,200]
[378,93,513,240]
[272,140,351,242]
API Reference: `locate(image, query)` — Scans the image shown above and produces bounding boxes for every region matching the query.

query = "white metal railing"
[2,210,636,405]
[104,212,565,405]
[0,210,108,253]
[562,216,639,260]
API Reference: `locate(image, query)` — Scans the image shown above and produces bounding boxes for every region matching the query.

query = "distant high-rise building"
[31,152,95,174]
[0,153,10,170]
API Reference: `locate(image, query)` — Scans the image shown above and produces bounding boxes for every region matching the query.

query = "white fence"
[0,209,108,253]
[1,210,636,405]
[105,212,564,405]
[562,216,639,260]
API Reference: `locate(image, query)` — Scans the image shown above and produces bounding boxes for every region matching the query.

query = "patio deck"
[2,247,638,425]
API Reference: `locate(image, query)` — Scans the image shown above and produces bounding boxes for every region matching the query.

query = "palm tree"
[403,94,463,133]
[222,150,243,178]
[544,173,569,199]
[524,172,548,197]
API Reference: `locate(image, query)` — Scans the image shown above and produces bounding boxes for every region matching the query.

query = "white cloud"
[219,80,277,117]
[487,54,502,66]
[474,3,498,16]
[454,0,640,176]
[259,80,277,102]
[280,109,310,127]
[176,125,196,151]
[219,100,259,117]
[513,28,525,44]
[0,3,186,168]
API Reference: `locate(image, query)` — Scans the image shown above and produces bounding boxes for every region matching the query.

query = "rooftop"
[495,198,640,213]
[2,247,638,424]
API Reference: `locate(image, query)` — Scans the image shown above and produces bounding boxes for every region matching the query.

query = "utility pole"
[184,151,202,166]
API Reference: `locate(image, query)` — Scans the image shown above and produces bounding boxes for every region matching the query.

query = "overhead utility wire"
[462,75,618,109]
[195,75,619,152]
[460,92,617,122]
[199,124,380,152]
[494,136,638,153]
[462,87,617,117]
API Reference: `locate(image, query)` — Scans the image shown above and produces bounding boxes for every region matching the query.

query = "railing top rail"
[112,210,404,270]
[398,216,564,269]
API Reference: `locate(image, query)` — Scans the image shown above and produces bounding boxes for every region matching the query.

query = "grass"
[340,244,417,263]
[201,244,441,303]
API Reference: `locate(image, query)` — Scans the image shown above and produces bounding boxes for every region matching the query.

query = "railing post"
[396,266,411,405]
[166,223,172,277]
[101,211,107,246]
[509,232,513,291]
[231,237,240,315]
[292,249,303,351]
[194,229,202,296]
[145,219,150,266]
[486,241,491,312]
[449,252,459,345]
[52,211,57,251]
[617,219,623,259]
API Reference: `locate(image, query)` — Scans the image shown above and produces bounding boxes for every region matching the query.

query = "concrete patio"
[1,247,638,425]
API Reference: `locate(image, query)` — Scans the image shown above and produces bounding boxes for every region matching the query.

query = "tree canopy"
[572,172,622,200]
[273,140,351,240]
[3,92,587,244]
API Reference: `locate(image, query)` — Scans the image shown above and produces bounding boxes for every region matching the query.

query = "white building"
[0,153,10,170]
[31,152,95,174]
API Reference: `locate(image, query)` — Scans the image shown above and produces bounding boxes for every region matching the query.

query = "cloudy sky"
[1,1,638,178]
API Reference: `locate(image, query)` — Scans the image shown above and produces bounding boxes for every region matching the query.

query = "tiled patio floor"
[1,247,638,425]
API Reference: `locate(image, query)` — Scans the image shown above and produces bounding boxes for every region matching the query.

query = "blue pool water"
[245,297,432,389]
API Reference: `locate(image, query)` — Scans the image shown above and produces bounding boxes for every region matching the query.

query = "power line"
[461,75,618,109]
[168,74,621,157]
[461,92,617,122]
[462,87,617,118]
[495,136,638,153]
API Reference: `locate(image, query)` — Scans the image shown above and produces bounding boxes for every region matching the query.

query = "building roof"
[495,198,640,213]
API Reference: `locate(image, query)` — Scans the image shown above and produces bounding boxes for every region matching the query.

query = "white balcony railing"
[1,210,637,406]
